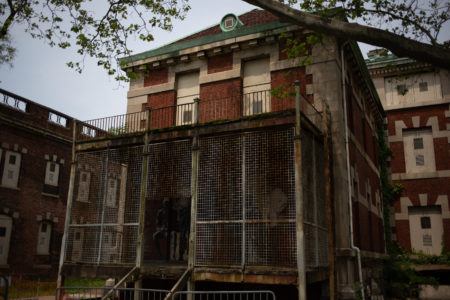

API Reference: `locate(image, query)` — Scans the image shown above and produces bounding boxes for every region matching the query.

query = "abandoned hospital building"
[58,10,388,299]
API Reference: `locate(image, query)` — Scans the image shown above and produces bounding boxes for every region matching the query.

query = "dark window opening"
[414,138,424,149]
[9,155,16,165]
[419,82,428,92]
[421,216,431,229]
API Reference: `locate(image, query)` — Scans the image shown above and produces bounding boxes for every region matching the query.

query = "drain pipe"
[341,42,365,300]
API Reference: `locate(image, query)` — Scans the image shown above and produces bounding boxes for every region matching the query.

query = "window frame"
[1,151,21,188]
[36,221,52,255]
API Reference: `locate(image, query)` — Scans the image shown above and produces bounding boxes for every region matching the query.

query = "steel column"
[293,80,306,300]
[57,120,78,297]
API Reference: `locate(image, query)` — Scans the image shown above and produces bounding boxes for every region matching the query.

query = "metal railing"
[172,290,276,300]
[78,111,147,140]
[56,287,170,300]
[76,89,321,142]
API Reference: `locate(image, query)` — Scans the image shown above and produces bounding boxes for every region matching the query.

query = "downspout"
[341,42,365,300]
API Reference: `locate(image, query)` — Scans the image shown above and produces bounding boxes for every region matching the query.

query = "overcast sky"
[0,0,448,121]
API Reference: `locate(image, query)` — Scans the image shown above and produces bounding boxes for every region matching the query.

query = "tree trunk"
[242,0,450,70]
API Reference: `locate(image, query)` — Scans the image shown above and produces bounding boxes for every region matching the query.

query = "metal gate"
[56,287,170,300]
[172,290,276,300]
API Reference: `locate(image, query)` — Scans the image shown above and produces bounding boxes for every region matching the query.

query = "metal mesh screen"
[302,129,328,268]
[144,140,192,262]
[66,146,143,264]
[65,125,328,268]
[195,129,297,268]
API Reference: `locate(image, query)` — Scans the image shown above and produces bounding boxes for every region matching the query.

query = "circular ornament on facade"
[220,14,243,32]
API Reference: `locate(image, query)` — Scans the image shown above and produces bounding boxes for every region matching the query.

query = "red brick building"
[367,53,450,256]
[59,10,385,299]
[0,88,73,276]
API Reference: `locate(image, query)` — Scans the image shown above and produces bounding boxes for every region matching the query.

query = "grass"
[0,276,106,298]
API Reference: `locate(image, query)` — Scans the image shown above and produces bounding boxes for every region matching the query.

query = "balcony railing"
[76,89,321,141]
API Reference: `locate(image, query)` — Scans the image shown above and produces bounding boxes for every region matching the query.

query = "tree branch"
[0,0,17,39]
[242,0,450,70]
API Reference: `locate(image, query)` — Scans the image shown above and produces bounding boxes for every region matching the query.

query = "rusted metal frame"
[294,80,306,300]
[135,107,152,294]
[187,98,200,294]
[101,266,138,300]
[164,268,192,300]
[196,219,296,224]
[57,120,78,297]
[242,134,246,271]
[311,133,320,268]
[323,101,336,299]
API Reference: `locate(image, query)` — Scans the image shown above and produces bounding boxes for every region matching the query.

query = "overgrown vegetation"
[377,123,450,298]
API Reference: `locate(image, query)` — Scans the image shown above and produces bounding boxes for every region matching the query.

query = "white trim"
[391,170,450,180]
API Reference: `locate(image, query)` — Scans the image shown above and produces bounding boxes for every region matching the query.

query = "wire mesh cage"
[66,146,143,264]
[145,140,192,262]
[195,128,297,268]
[65,125,328,269]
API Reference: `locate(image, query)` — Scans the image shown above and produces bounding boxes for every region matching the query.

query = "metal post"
[293,81,306,300]
[135,107,152,295]
[193,98,200,125]
[97,152,109,264]
[241,135,246,270]
[323,102,336,299]
[57,120,78,296]
[187,100,200,295]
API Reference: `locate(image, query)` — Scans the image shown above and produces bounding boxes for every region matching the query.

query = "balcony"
[75,89,323,143]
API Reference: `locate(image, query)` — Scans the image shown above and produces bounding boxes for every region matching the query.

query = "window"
[419,82,428,92]
[223,16,235,30]
[71,229,84,261]
[183,110,192,123]
[413,138,423,149]
[77,171,91,202]
[243,57,271,116]
[421,216,431,229]
[416,154,425,166]
[106,178,118,207]
[397,84,408,95]
[403,128,435,173]
[408,206,443,255]
[423,234,432,247]
[176,72,199,125]
[1,151,21,188]
[37,222,52,255]
[45,161,60,187]
[0,215,12,265]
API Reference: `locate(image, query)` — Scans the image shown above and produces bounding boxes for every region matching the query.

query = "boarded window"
[423,234,432,247]
[176,72,199,125]
[243,57,271,115]
[2,151,21,188]
[416,154,425,166]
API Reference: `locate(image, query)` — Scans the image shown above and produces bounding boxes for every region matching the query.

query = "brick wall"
[0,121,71,276]
[208,53,233,74]
[199,78,242,122]
[144,67,169,87]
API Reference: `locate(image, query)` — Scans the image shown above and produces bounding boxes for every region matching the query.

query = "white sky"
[0,0,448,121]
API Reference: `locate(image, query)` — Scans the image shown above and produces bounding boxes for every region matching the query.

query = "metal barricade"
[56,287,170,300]
[172,290,276,300]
